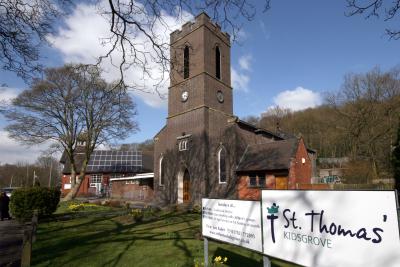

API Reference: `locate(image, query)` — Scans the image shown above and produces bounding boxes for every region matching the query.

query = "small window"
[184,46,189,79]
[249,175,257,187]
[218,147,227,183]
[216,46,221,79]
[179,140,188,151]
[90,174,102,187]
[159,157,165,186]
[258,176,266,187]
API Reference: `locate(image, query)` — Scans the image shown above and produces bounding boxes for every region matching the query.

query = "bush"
[191,204,201,214]
[10,187,61,221]
[130,209,143,222]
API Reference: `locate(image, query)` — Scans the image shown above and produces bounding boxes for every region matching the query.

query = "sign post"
[204,237,208,267]
[263,256,271,267]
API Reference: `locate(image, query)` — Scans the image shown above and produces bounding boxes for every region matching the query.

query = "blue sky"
[0,0,398,163]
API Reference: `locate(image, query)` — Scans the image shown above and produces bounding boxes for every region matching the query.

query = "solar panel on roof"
[86,150,142,173]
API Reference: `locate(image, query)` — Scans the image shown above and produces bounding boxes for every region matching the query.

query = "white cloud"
[0,130,52,164]
[231,53,253,92]
[259,20,271,40]
[47,0,193,108]
[238,54,252,71]
[0,87,19,103]
[268,87,322,111]
[231,67,250,92]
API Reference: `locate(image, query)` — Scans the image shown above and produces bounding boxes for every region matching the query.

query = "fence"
[297,183,395,190]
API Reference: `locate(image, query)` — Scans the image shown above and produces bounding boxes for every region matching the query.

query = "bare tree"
[1,0,270,88]
[327,66,400,181]
[0,0,71,80]
[2,64,138,200]
[241,115,260,126]
[101,0,270,92]
[346,0,400,39]
[35,154,62,187]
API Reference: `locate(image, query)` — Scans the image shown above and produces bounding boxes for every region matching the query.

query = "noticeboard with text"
[262,190,400,267]
[202,198,263,252]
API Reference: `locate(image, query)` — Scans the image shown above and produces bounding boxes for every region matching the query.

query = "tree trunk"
[62,174,83,201]
[62,171,78,201]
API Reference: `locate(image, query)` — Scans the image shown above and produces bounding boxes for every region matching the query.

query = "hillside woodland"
[247,67,400,184]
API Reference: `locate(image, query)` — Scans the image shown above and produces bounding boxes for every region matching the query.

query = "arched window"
[159,156,165,186]
[184,46,189,79]
[218,147,227,183]
[215,46,221,79]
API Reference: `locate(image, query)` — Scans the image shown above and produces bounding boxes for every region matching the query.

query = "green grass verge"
[32,205,298,267]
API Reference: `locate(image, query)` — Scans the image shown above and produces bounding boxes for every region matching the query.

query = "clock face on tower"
[181,91,189,102]
[216,90,224,103]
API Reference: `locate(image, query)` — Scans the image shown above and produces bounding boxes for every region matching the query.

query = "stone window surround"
[159,156,164,186]
[218,146,227,184]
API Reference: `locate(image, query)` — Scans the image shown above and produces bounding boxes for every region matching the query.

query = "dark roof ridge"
[235,118,284,140]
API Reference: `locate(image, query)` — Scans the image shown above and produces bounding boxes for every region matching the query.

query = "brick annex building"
[154,13,315,205]
[60,148,154,200]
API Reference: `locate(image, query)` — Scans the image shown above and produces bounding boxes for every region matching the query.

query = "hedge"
[10,187,61,221]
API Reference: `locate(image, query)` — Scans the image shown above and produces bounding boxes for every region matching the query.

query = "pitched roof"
[61,149,153,174]
[235,118,284,140]
[236,139,298,172]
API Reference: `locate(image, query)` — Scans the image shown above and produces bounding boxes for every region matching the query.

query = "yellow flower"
[214,256,222,262]
[223,257,228,262]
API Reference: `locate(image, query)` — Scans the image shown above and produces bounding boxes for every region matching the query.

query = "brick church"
[154,13,314,205]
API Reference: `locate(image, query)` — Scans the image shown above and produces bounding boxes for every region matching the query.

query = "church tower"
[154,13,236,204]
[153,13,315,205]
[168,12,232,117]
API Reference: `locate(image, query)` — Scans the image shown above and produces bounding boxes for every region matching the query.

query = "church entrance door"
[183,169,190,203]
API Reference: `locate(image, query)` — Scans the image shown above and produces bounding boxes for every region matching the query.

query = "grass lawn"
[32,203,297,267]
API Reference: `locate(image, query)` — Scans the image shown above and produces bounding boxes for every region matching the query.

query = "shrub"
[10,187,61,221]
[191,204,202,214]
[130,209,143,222]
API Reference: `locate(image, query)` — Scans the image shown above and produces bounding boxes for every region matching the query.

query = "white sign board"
[202,199,263,252]
[64,183,71,189]
[262,190,400,267]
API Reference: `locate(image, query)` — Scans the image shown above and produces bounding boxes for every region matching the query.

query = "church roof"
[235,118,284,140]
[236,139,299,172]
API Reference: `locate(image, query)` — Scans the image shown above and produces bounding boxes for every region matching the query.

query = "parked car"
[1,187,20,197]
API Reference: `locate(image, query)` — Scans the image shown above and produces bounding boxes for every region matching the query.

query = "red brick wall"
[111,180,154,201]
[237,176,261,200]
[237,139,312,199]
[237,173,289,200]
[288,138,312,189]
[61,175,93,197]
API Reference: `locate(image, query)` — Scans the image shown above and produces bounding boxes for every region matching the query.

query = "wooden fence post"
[20,226,32,267]
[31,210,38,243]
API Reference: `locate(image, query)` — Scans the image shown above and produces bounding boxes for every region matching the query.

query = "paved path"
[0,219,34,267]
